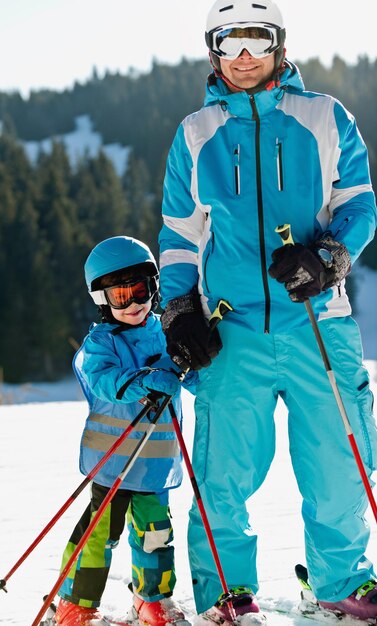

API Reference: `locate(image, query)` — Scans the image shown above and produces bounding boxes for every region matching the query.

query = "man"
[159,0,377,623]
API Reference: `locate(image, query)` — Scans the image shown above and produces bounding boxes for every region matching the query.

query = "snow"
[21,115,130,176]
[353,264,377,361]
[1,368,377,625]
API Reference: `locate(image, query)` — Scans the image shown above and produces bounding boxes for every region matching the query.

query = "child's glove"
[139,369,181,397]
[116,363,182,402]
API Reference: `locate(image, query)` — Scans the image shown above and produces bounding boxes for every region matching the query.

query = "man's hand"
[161,290,222,371]
[268,238,351,302]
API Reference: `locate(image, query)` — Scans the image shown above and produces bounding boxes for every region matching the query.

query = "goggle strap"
[90,290,108,305]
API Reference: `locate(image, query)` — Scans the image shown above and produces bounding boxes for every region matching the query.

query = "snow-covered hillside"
[1,367,377,625]
[21,115,130,176]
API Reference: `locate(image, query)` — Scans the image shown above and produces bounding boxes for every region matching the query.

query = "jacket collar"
[204,61,305,119]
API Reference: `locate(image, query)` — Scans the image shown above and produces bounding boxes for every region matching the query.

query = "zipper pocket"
[275,139,283,191]
[327,216,352,239]
[233,144,241,195]
[203,232,214,293]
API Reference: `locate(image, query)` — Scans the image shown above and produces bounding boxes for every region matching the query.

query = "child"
[54,236,196,626]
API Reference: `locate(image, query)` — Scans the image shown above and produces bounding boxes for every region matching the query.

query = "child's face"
[110,298,152,325]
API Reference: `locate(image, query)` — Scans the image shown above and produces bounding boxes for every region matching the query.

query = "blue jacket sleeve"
[77,333,153,404]
[76,334,192,404]
[159,123,205,309]
[326,101,377,262]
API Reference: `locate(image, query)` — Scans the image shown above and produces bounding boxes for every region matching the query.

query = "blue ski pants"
[188,316,377,612]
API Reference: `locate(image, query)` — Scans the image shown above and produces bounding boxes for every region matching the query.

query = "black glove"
[161,290,222,371]
[268,237,351,302]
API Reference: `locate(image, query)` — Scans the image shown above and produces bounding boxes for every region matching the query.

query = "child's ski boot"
[54,597,110,625]
[131,596,190,626]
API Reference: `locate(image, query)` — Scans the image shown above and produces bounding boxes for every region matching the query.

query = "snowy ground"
[1,364,377,626]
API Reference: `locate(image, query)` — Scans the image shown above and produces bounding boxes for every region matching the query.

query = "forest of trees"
[0,55,376,382]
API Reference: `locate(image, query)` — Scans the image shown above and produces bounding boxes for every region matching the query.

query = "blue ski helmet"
[84,236,158,292]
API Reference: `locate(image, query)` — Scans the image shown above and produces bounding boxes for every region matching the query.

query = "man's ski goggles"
[91,277,156,309]
[206,23,280,60]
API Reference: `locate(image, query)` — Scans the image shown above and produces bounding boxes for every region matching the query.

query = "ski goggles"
[91,277,156,309]
[206,23,281,60]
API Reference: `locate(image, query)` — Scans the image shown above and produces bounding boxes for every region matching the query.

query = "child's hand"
[141,369,180,397]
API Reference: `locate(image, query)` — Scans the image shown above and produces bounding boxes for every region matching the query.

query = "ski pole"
[31,391,175,626]
[168,403,237,621]
[170,299,238,620]
[276,223,377,523]
[0,400,153,594]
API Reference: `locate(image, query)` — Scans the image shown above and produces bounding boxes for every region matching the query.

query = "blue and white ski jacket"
[159,63,377,333]
[73,313,195,492]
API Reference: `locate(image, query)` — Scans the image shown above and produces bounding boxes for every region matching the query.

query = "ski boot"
[201,587,261,625]
[54,597,110,625]
[318,579,377,621]
[131,596,190,626]
[296,564,377,622]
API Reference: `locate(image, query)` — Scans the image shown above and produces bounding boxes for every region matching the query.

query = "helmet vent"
[219,5,234,12]
[252,3,267,8]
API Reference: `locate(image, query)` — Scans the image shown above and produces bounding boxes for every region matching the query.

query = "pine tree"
[122,150,157,248]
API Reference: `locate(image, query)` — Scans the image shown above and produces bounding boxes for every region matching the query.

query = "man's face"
[220,48,275,91]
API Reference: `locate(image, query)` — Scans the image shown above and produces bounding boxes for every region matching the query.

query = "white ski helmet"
[205,0,286,74]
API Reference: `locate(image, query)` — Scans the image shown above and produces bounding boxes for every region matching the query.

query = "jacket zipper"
[276,139,283,191]
[203,229,213,293]
[250,96,271,334]
[233,144,241,195]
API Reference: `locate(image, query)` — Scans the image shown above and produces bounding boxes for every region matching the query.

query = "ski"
[38,598,189,626]
[104,616,190,626]
[199,611,267,625]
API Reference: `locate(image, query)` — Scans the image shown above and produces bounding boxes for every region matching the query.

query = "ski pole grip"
[209,298,233,330]
[171,298,233,373]
[275,223,294,246]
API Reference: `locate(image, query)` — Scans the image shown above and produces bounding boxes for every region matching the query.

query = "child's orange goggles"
[91,278,154,309]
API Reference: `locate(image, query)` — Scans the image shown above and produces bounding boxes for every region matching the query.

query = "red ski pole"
[31,392,175,626]
[276,224,377,523]
[0,401,153,593]
[168,403,237,621]
[170,299,237,620]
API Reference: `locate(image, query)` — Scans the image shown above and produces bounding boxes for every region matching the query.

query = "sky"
[1,380,377,624]
[0,0,376,97]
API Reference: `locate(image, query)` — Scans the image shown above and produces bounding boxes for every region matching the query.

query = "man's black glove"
[161,290,222,371]
[268,237,351,302]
